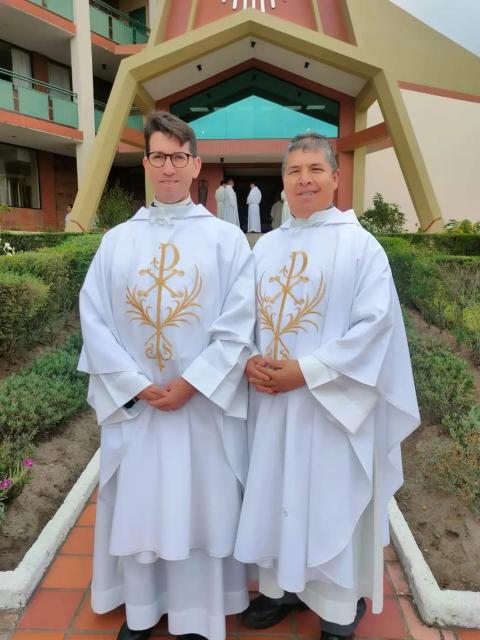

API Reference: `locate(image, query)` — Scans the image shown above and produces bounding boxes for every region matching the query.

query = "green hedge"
[0,231,98,253]
[0,332,88,519]
[0,235,101,356]
[381,233,480,256]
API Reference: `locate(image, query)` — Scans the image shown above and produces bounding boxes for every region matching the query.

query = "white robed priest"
[223,178,240,227]
[78,112,255,640]
[214,179,226,220]
[234,133,420,640]
[247,181,262,232]
[280,189,290,224]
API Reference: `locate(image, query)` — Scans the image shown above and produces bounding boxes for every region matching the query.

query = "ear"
[193,155,202,179]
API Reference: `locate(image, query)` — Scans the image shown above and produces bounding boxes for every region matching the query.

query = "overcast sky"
[391,0,480,56]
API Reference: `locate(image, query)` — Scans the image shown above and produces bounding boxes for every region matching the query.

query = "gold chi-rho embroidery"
[257,251,325,359]
[126,243,202,370]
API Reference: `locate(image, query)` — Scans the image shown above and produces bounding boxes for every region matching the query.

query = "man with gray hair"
[234,132,419,639]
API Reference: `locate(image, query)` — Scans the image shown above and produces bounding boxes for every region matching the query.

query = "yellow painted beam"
[352,108,367,215]
[355,80,376,112]
[133,82,155,114]
[373,71,445,232]
[310,0,322,32]
[149,0,173,46]
[67,64,138,232]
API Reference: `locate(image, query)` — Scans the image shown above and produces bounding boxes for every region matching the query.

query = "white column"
[71,0,96,186]
[148,0,157,27]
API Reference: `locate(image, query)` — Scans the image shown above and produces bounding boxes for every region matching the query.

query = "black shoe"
[117,622,153,640]
[321,633,354,640]
[241,594,308,629]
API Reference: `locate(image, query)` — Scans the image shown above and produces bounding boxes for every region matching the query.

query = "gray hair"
[282,132,337,174]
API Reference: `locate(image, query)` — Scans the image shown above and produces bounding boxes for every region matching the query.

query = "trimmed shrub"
[387,233,480,256]
[0,271,50,355]
[0,232,90,253]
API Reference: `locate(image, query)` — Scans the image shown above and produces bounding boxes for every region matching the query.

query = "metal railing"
[0,68,78,128]
[89,0,150,44]
[94,100,143,133]
[26,0,74,22]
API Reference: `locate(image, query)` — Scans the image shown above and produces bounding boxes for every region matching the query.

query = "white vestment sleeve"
[181,236,255,418]
[88,371,151,424]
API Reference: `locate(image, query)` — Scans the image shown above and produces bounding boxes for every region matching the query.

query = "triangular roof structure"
[69,0,480,232]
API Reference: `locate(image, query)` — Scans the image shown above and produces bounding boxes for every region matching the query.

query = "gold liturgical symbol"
[257,251,325,360]
[126,243,202,370]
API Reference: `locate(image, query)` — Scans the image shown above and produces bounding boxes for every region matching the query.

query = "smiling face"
[282,147,339,219]
[143,131,202,204]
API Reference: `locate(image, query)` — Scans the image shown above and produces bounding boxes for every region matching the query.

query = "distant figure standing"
[270,195,282,230]
[224,178,240,227]
[247,182,262,233]
[215,179,226,219]
[64,204,73,230]
[281,190,290,224]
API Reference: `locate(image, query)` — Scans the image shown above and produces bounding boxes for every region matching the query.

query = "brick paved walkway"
[1,489,478,640]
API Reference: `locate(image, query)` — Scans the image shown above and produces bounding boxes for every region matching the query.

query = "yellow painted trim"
[310,0,322,32]
[373,70,445,232]
[352,109,367,214]
[149,0,173,46]
[133,83,155,114]
[187,0,200,32]
[355,80,376,112]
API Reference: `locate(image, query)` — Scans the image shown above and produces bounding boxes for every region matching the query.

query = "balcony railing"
[0,69,78,128]
[94,101,143,133]
[90,0,150,45]
[27,0,74,21]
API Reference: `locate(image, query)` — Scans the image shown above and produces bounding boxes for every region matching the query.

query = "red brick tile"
[398,598,440,640]
[12,634,64,640]
[18,591,83,629]
[384,572,394,597]
[384,544,398,561]
[73,597,124,632]
[297,608,321,638]
[77,504,96,527]
[356,597,407,639]
[60,527,94,555]
[387,562,411,595]
[458,632,480,640]
[89,488,98,504]
[42,556,92,589]
[226,615,238,632]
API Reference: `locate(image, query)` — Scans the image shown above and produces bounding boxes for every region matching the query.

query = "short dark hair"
[282,132,337,174]
[144,111,198,156]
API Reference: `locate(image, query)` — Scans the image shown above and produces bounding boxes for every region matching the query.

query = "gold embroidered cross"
[257,251,325,360]
[126,243,202,370]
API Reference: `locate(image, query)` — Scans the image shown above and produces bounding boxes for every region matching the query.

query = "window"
[0,143,40,209]
[0,40,32,87]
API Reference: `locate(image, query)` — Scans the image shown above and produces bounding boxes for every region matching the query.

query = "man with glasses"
[79,112,255,640]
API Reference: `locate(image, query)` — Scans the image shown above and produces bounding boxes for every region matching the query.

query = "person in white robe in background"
[247,182,262,233]
[280,189,290,224]
[223,178,240,227]
[234,133,420,640]
[79,112,255,640]
[215,180,226,220]
[270,195,282,230]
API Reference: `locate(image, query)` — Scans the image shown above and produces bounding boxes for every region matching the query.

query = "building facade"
[1,0,479,232]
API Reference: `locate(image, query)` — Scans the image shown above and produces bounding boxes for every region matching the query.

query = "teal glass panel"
[190,96,338,140]
[127,113,143,130]
[46,0,73,20]
[90,5,110,39]
[17,86,49,120]
[112,17,134,43]
[94,108,103,133]
[133,28,148,44]
[28,0,42,5]
[0,80,14,111]
[51,96,78,127]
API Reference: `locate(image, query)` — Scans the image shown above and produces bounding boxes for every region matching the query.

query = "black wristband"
[124,396,138,409]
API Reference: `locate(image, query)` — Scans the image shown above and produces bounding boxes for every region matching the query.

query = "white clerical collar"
[150,195,193,222]
[289,205,335,228]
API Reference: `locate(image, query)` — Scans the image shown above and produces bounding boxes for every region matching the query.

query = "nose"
[162,157,176,174]
[299,169,312,184]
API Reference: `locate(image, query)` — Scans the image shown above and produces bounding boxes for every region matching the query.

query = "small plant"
[360,193,406,234]
[445,219,480,234]
[94,180,135,230]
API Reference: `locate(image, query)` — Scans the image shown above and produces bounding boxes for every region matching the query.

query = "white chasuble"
[234,208,420,624]
[247,186,262,232]
[223,185,240,227]
[215,185,225,219]
[79,202,255,638]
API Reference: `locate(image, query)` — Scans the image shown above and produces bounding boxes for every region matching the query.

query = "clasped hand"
[245,355,305,393]
[137,378,196,411]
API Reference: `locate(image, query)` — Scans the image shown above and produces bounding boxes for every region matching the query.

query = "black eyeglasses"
[146,151,195,168]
